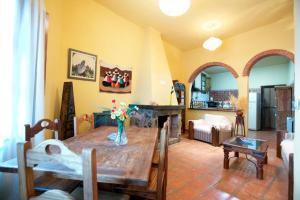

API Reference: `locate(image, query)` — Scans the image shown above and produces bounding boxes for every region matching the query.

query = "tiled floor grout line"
[166,131,287,200]
[167,172,214,196]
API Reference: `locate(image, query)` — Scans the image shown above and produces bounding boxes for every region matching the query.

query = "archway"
[189,63,239,110]
[188,62,239,83]
[242,49,294,76]
[246,51,295,131]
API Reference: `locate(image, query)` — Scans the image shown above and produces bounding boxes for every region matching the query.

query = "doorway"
[247,54,295,132]
[261,85,277,130]
[261,85,293,130]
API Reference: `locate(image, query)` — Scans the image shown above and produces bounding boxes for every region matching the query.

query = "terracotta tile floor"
[166,131,288,200]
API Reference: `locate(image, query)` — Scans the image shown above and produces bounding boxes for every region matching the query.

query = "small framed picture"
[68,48,97,81]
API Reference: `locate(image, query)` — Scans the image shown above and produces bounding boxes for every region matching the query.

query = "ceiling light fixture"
[159,0,191,17]
[202,20,221,31]
[202,37,222,51]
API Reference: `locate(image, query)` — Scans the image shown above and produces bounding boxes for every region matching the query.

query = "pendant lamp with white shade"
[203,37,223,51]
[159,0,191,17]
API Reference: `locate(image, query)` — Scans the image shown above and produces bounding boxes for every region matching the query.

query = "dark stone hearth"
[130,105,184,144]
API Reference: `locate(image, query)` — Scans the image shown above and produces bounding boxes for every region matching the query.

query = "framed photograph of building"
[68,48,97,81]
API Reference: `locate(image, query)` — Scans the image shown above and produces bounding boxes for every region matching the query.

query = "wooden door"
[275,87,292,131]
[261,86,276,130]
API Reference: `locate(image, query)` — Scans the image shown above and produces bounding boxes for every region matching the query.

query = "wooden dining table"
[0,126,158,187]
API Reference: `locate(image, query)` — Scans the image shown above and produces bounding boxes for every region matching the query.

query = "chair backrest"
[204,114,231,125]
[94,111,118,128]
[157,118,169,199]
[17,139,98,200]
[25,119,61,143]
[74,114,95,136]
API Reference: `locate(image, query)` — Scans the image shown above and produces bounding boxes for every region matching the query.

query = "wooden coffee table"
[223,136,268,180]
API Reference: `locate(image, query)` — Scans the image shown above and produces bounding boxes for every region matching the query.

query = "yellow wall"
[44,0,64,119]
[45,0,294,134]
[45,0,176,119]
[163,41,184,81]
[166,15,294,130]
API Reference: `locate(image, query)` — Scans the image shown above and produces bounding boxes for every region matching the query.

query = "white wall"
[249,63,291,88]
[210,72,238,90]
[294,0,300,198]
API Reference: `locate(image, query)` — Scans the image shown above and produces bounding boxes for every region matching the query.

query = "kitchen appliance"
[248,92,261,130]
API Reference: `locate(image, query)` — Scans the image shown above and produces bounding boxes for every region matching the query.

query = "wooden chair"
[74,114,95,136]
[93,111,117,128]
[17,139,129,200]
[25,119,80,194]
[115,120,169,200]
[152,118,170,167]
[25,119,61,142]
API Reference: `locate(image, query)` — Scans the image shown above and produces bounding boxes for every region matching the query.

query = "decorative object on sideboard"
[170,86,174,105]
[107,100,138,145]
[60,82,76,139]
[99,62,132,93]
[68,48,97,81]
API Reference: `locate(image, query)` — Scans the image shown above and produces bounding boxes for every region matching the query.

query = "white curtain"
[0,0,46,199]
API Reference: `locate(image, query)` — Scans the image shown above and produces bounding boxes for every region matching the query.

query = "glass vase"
[114,119,128,145]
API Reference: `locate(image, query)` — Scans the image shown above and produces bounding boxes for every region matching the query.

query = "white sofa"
[188,114,233,146]
[281,138,294,169]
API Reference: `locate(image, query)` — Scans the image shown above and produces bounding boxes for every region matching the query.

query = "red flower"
[112,109,116,112]
[112,99,116,103]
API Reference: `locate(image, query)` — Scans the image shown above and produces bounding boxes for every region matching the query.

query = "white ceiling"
[95,0,293,50]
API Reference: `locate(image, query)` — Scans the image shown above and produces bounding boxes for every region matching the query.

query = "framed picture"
[99,63,132,93]
[68,48,97,81]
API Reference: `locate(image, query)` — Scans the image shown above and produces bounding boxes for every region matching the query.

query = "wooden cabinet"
[275,86,292,131]
[173,80,186,133]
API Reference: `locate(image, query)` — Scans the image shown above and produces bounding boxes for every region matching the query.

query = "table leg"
[224,149,229,169]
[234,152,239,157]
[256,159,264,180]
[264,154,268,164]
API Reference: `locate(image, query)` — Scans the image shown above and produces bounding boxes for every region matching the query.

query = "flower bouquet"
[107,99,138,145]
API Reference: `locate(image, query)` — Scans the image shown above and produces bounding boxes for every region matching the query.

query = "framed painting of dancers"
[68,48,97,81]
[99,63,132,93]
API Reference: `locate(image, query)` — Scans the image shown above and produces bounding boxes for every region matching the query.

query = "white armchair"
[189,114,233,146]
[277,131,294,200]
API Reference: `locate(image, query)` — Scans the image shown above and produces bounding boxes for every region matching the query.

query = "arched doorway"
[244,49,295,132]
[189,63,239,109]
[189,62,238,83]
[243,49,294,76]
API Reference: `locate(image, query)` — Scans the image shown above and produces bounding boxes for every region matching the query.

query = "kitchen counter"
[188,107,236,112]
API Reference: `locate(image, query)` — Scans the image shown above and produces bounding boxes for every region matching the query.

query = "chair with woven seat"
[115,120,169,200]
[17,139,129,200]
[25,118,80,194]
[74,114,95,136]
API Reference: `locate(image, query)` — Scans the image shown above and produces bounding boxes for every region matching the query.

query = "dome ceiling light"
[202,37,222,51]
[202,20,221,31]
[159,0,191,17]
